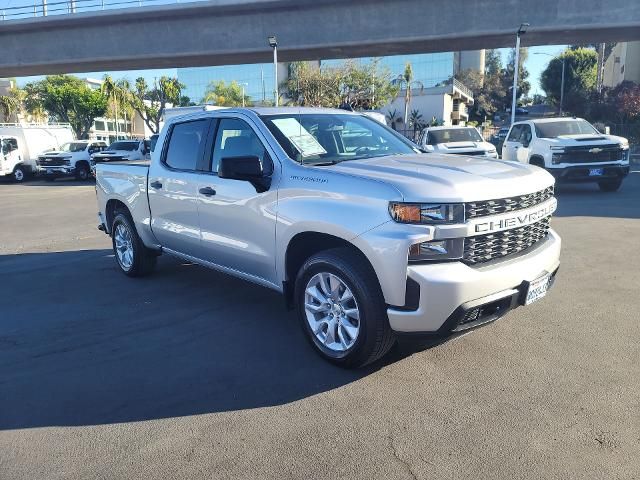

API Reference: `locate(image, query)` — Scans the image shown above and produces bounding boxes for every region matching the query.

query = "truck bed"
[95,162,154,245]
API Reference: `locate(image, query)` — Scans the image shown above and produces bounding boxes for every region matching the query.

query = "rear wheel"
[598,178,623,192]
[294,248,395,368]
[111,211,157,277]
[12,165,26,183]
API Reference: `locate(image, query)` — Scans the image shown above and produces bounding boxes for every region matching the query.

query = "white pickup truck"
[96,107,561,367]
[418,126,498,158]
[37,140,107,181]
[502,117,630,192]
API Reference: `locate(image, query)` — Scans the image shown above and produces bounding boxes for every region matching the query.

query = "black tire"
[598,178,623,192]
[294,247,395,368]
[111,210,158,277]
[75,163,90,181]
[12,165,26,183]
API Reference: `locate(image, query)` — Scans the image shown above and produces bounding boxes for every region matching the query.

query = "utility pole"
[511,23,529,126]
[559,57,565,116]
[596,43,605,94]
[261,67,265,104]
[42,0,47,16]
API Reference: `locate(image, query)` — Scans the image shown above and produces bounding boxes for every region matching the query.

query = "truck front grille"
[38,157,68,166]
[553,144,624,163]
[466,186,554,219]
[463,217,551,265]
[448,150,487,156]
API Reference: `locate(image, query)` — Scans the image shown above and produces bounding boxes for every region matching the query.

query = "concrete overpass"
[1,0,640,77]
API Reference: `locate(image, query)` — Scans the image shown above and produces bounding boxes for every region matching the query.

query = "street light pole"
[511,23,529,126]
[240,82,248,107]
[268,36,278,107]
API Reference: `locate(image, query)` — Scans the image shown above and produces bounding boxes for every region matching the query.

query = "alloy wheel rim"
[114,223,134,270]
[14,169,23,181]
[304,272,360,352]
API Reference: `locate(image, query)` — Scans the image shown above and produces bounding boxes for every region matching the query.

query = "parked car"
[493,127,510,143]
[501,117,630,192]
[37,140,107,181]
[418,126,498,158]
[0,124,74,182]
[96,107,561,367]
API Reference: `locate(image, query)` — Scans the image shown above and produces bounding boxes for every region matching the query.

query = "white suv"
[419,126,498,158]
[502,118,630,192]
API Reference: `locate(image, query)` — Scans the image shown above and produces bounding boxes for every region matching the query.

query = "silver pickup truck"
[96,107,561,367]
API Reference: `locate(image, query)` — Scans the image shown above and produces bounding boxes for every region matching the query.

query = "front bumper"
[387,229,561,333]
[548,164,629,183]
[37,165,75,177]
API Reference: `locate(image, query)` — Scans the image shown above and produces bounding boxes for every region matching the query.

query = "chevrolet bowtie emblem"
[589,148,603,154]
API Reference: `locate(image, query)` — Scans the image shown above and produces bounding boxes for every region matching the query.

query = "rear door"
[148,118,213,256]
[502,124,523,161]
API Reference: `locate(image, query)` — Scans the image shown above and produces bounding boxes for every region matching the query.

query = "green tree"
[540,48,597,117]
[503,47,531,107]
[386,109,401,130]
[409,109,425,138]
[129,76,184,134]
[202,80,252,107]
[393,63,424,125]
[23,75,107,139]
[285,62,343,107]
[0,90,21,121]
[340,59,399,110]
[455,50,508,121]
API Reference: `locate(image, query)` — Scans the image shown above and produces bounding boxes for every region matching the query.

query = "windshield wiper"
[304,160,344,166]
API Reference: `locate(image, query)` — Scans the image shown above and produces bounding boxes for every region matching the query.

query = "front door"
[502,125,523,161]
[148,118,212,256]
[1,137,20,173]
[196,116,279,285]
[516,124,533,163]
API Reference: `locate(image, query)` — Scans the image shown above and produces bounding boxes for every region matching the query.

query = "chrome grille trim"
[463,217,551,265]
[466,186,554,219]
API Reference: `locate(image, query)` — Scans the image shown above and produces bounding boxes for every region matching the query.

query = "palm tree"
[102,75,123,139]
[409,109,424,139]
[0,91,20,122]
[386,109,400,130]
[392,62,424,126]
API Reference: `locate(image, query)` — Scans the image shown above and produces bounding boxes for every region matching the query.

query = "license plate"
[589,168,604,176]
[525,272,551,305]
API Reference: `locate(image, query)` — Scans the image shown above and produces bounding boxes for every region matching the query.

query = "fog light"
[408,238,464,262]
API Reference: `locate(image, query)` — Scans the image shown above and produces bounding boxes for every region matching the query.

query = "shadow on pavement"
[553,172,640,219]
[0,249,435,430]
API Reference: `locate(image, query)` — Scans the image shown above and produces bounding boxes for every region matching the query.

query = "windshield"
[108,141,139,151]
[260,113,417,165]
[427,128,483,145]
[60,142,88,152]
[534,120,600,138]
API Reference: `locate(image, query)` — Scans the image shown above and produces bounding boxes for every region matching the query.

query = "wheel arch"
[283,231,381,308]
[529,155,546,168]
[105,199,131,234]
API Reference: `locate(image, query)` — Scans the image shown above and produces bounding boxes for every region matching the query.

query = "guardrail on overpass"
[1,0,639,77]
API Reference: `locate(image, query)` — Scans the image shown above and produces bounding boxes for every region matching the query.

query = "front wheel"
[111,211,157,277]
[598,178,623,192]
[294,248,395,368]
[12,165,26,183]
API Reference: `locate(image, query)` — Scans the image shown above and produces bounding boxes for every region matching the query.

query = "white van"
[0,124,74,182]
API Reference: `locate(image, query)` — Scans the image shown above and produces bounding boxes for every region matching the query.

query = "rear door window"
[164,119,210,171]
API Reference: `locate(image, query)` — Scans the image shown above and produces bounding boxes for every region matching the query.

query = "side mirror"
[218,156,271,192]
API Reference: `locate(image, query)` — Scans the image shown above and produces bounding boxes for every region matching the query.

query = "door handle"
[199,186,216,196]
[150,180,162,189]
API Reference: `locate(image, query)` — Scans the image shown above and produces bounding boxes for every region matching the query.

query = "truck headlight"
[389,202,464,224]
[409,238,464,261]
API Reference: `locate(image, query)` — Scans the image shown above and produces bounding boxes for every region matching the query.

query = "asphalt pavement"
[0,174,639,479]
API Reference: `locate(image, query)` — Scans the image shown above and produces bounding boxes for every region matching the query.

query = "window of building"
[164,119,210,171]
[94,120,106,131]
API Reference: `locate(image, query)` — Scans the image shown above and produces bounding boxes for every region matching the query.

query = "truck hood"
[39,151,72,159]
[328,153,554,202]
[544,133,627,146]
